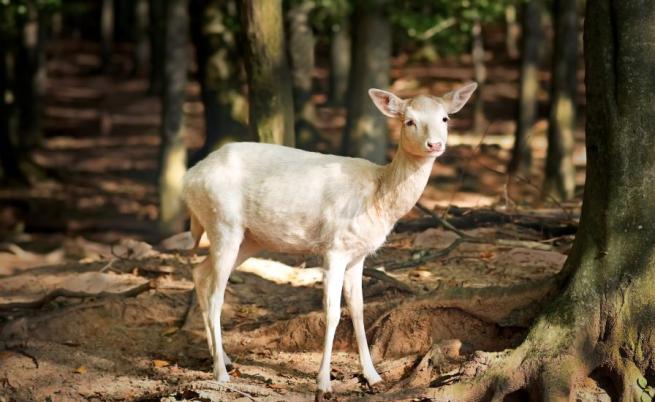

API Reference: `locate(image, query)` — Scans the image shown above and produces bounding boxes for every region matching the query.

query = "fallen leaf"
[161,327,178,336]
[74,366,87,374]
[152,359,170,368]
[267,383,287,394]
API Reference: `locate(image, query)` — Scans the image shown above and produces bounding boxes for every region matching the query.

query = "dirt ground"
[0,41,609,401]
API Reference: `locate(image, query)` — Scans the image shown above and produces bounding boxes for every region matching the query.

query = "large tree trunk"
[433,1,655,400]
[148,0,165,95]
[101,0,114,71]
[287,0,317,150]
[340,1,390,164]
[542,0,577,201]
[133,0,150,77]
[188,0,248,166]
[508,0,542,175]
[240,0,295,146]
[329,18,350,107]
[15,0,45,150]
[0,31,24,184]
[158,0,189,236]
[471,18,486,134]
[505,5,520,60]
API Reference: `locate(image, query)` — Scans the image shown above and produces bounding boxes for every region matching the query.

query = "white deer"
[182,82,477,398]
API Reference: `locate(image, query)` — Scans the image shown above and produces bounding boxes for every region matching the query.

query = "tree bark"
[471,18,486,134]
[433,1,655,400]
[329,18,350,106]
[505,5,520,60]
[240,0,295,146]
[543,0,577,201]
[158,0,189,236]
[133,0,150,77]
[148,0,165,95]
[188,0,248,166]
[341,0,390,164]
[0,30,24,184]
[101,0,114,71]
[15,0,45,150]
[287,0,317,150]
[508,0,542,175]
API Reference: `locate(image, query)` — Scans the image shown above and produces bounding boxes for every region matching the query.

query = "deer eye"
[442,117,449,123]
[405,119,415,127]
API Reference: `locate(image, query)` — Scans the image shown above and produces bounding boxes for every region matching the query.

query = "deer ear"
[442,82,478,114]
[368,89,407,118]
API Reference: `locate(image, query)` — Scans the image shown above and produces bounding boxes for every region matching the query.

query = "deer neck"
[373,144,435,225]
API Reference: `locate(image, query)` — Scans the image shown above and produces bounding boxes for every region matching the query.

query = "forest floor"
[0,41,608,401]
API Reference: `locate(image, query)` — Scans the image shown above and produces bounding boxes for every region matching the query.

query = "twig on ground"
[0,280,155,311]
[363,268,416,294]
[191,381,259,402]
[384,238,465,271]
[5,346,39,368]
[415,203,471,239]
[99,258,118,272]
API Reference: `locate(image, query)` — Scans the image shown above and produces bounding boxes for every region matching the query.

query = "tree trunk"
[0,32,24,184]
[101,0,114,71]
[542,0,577,201]
[341,1,390,164]
[189,0,248,165]
[133,0,150,77]
[240,0,295,146]
[287,0,317,150]
[433,1,655,400]
[505,5,520,60]
[471,18,486,134]
[149,0,165,95]
[508,0,542,175]
[329,18,350,107]
[15,0,45,150]
[158,0,189,236]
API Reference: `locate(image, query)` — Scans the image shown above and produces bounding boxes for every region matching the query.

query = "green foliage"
[0,0,61,36]
[303,0,350,38]
[391,0,520,55]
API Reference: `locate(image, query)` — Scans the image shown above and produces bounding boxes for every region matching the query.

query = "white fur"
[182,83,477,393]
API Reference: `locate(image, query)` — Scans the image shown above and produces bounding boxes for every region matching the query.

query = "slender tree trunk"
[149,0,165,95]
[158,0,189,236]
[0,33,24,184]
[508,0,542,175]
[240,0,295,146]
[543,0,577,201]
[471,18,486,134]
[189,0,248,165]
[101,0,114,71]
[15,0,45,150]
[287,0,317,149]
[341,0,390,164]
[329,18,350,106]
[133,0,150,76]
[505,5,520,60]
[433,1,655,400]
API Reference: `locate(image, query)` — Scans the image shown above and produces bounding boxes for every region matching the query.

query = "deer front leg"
[343,257,382,386]
[316,252,348,399]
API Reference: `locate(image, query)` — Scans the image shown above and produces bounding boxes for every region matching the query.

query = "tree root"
[427,340,655,402]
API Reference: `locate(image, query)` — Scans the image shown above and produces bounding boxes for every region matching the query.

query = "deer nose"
[427,141,443,152]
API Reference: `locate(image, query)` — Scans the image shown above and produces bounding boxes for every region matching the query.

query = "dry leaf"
[267,383,287,394]
[152,359,170,368]
[161,327,178,336]
[74,365,87,374]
